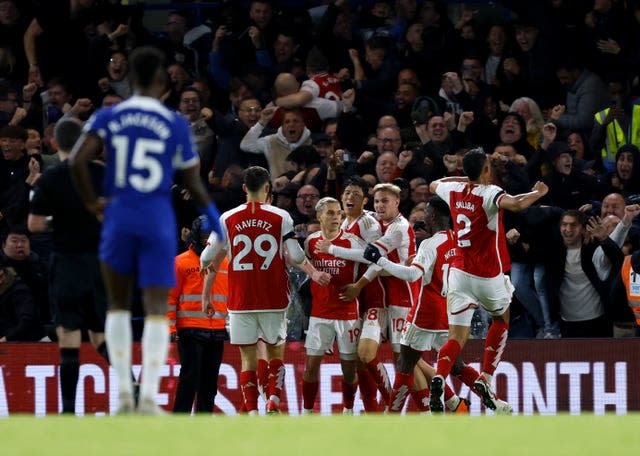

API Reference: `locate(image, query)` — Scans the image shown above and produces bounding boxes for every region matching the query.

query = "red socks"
[435,339,462,378]
[483,320,509,376]
[366,357,391,405]
[411,388,430,412]
[257,358,269,400]
[268,359,285,404]
[388,372,413,413]
[302,380,319,411]
[240,370,258,412]
[342,380,357,410]
[357,367,380,412]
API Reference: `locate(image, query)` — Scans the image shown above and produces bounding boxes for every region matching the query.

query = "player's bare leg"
[137,286,170,415]
[265,342,286,414]
[100,263,135,414]
[302,355,323,414]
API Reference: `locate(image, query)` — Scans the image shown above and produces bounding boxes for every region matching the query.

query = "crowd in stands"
[1,0,640,343]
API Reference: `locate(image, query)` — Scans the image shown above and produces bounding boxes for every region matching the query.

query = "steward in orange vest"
[610,250,640,336]
[167,216,229,413]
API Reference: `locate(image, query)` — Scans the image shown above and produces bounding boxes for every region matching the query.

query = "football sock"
[457,364,481,394]
[483,320,509,376]
[302,380,319,411]
[139,316,169,401]
[267,359,285,404]
[257,358,269,400]
[411,387,430,412]
[388,372,412,413]
[444,383,455,401]
[60,348,80,414]
[366,357,391,405]
[240,370,258,412]
[357,367,380,412]
[342,380,357,410]
[435,339,461,378]
[105,311,133,397]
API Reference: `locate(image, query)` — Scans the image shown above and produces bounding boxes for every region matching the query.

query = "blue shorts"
[100,206,177,288]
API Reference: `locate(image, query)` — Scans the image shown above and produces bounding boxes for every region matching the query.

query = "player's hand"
[532,181,548,197]
[314,239,332,254]
[86,197,109,222]
[339,283,361,301]
[363,243,382,264]
[311,270,331,286]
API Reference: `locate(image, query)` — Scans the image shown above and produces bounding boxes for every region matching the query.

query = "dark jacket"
[0,268,45,341]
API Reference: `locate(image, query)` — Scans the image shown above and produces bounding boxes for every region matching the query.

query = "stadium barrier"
[0,339,638,416]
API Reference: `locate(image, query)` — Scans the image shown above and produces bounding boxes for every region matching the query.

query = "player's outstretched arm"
[499,181,549,212]
[315,239,373,264]
[69,131,106,219]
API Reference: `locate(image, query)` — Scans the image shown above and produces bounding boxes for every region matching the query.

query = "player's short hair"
[344,175,370,197]
[243,166,271,193]
[128,46,165,89]
[306,46,329,73]
[462,147,488,181]
[373,183,401,198]
[426,196,451,221]
[315,196,340,214]
[53,118,82,152]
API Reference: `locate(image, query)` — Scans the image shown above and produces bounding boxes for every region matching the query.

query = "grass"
[1,414,639,456]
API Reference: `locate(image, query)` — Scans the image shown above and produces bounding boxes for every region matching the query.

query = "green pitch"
[1,414,639,455]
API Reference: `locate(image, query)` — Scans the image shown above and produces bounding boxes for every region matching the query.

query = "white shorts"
[228,311,287,346]
[359,306,408,353]
[401,322,449,353]
[447,268,514,326]
[305,317,361,360]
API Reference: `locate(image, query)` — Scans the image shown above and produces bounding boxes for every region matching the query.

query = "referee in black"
[28,117,119,414]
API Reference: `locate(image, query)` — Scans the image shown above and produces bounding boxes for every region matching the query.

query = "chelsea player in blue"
[70,46,222,415]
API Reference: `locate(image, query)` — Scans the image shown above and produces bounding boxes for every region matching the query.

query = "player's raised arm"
[498,181,549,212]
[69,131,106,219]
[429,175,469,195]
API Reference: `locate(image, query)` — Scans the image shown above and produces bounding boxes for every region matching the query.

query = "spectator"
[591,74,640,171]
[510,97,544,149]
[0,259,45,342]
[546,210,623,338]
[240,106,312,179]
[550,59,609,138]
[177,86,216,183]
[540,141,601,209]
[96,50,131,101]
[0,125,34,233]
[602,144,640,197]
[0,225,49,327]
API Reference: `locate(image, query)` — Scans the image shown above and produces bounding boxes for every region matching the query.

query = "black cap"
[547,141,574,162]
[311,133,332,145]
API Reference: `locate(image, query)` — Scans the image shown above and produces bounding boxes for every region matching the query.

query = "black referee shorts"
[50,252,107,333]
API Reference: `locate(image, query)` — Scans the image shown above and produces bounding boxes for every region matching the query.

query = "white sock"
[446,395,460,411]
[105,311,133,396]
[140,316,169,401]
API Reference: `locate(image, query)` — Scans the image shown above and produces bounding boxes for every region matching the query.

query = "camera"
[413,220,426,231]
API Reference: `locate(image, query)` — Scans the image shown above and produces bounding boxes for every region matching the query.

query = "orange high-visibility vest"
[167,247,228,333]
[620,255,640,326]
